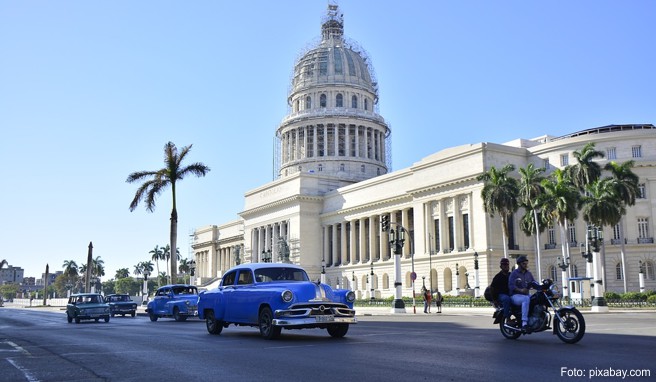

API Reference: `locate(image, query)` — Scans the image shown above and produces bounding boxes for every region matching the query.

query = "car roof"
[228,263,305,272]
[70,293,102,297]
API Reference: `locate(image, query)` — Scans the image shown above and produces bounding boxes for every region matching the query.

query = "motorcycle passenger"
[508,255,535,331]
[490,258,512,323]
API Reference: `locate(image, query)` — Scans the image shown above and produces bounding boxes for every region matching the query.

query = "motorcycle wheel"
[554,308,585,344]
[499,316,521,340]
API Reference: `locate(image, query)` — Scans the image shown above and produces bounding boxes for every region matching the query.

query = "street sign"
[410,272,417,281]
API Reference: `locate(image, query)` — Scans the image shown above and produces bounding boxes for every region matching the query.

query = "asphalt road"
[0,307,654,382]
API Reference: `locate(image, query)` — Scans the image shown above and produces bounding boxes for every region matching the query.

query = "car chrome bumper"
[272,306,357,327]
[272,316,357,326]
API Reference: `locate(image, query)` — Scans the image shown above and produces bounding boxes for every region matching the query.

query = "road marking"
[6,358,40,382]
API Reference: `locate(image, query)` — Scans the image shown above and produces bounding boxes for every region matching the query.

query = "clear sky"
[2,1,655,280]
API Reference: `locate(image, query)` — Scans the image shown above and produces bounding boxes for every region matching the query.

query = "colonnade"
[251,220,290,263]
[280,123,386,164]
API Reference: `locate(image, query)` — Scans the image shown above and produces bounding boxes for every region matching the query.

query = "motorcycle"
[492,279,585,344]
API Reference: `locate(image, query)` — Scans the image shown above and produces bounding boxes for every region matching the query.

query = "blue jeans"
[511,294,530,324]
[498,294,511,319]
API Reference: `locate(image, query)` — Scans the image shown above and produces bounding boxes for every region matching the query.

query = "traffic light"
[381,215,389,231]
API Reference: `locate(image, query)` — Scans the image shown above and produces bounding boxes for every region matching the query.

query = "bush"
[648,295,656,304]
[605,291,621,300]
[621,292,647,301]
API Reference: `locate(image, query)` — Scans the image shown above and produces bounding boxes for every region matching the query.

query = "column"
[359,217,367,263]
[402,209,410,258]
[323,225,330,267]
[332,224,339,266]
[350,219,357,264]
[341,222,348,265]
[369,216,378,261]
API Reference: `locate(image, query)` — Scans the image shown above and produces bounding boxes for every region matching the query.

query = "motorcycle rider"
[490,258,511,323]
[508,255,535,331]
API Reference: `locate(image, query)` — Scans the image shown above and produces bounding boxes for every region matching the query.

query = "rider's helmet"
[516,255,528,264]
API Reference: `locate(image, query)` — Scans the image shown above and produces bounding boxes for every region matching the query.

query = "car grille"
[83,308,107,314]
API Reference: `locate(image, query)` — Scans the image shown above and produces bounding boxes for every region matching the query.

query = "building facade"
[192,5,656,298]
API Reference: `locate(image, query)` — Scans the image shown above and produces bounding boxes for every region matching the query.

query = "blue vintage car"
[198,263,357,339]
[146,284,199,322]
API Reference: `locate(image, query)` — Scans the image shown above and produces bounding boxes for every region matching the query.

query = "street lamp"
[557,256,570,301]
[455,263,460,294]
[638,261,645,293]
[233,245,242,266]
[321,258,326,284]
[142,269,150,305]
[278,238,291,263]
[65,282,73,298]
[474,252,480,298]
[261,250,272,263]
[587,225,608,312]
[370,261,375,300]
[189,260,196,286]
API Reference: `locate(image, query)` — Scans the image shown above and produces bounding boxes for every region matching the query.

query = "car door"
[220,271,237,322]
[227,269,255,323]
[153,287,170,315]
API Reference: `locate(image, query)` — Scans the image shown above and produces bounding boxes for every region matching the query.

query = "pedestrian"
[422,286,432,313]
[434,290,442,313]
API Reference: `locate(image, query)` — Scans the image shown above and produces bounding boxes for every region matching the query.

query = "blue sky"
[2,1,655,280]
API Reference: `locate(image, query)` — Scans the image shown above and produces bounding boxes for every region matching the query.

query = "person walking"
[422,286,432,313]
[434,290,442,313]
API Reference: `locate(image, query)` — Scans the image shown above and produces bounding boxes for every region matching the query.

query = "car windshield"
[77,295,101,304]
[172,286,198,295]
[254,267,309,283]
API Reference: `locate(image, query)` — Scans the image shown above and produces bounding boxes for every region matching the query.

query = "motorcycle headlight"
[346,291,356,303]
[281,290,293,303]
[549,284,560,298]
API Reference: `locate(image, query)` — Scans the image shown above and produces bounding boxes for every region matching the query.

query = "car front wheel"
[149,312,158,322]
[259,307,281,340]
[205,311,223,335]
[327,324,349,338]
[67,314,72,323]
[131,312,136,318]
[104,316,110,323]
[173,307,187,322]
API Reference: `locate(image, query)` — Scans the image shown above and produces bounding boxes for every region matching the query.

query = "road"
[0,306,654,382]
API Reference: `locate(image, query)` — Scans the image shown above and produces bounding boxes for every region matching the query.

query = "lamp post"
[638,261,645,293]
[455,263,460,295]
[588,225,608,312]
[278,237,291,263]
[261,250,272,263]
[429,234,433,292]
[321,258,326,284]
[557,256,570,302]
[370,261,375,300]
[389,225,406,313]
[474,252,480,298]
[142,269,150,305]
[65,282,73,298]
[351,271,355,291]
[233,245,242,266]
[189,259,196,286]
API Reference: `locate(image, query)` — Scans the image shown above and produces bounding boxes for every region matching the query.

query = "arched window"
[641,260,655,280]
[320,94,327,108]
[336,93,343,107]
[351,95,358,108]
[549,265,558,282]
[364,98,369,111]
[340,163,345,171]
[305,96,311,110]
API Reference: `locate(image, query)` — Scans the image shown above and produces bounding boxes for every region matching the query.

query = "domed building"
[192,4,656,307]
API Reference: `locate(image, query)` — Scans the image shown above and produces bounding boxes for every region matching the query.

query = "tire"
[94,318,99,322]
[205,311,223,335]
[554,308,585,344]
[259,307,281,340]
[149,312,158,322]
[499,314,521,340]
[67,314,72,323]
[131,312,136,318]
[173,307,188,322]
[110,313,115,318]
[104,316,110,323]
[327,324,349,338]
[75,317,80,324]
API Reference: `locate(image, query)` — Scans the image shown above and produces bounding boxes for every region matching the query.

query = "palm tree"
[541,169,580,267]
[62,260,78,283]
[605,160,640,292]
[477,164,519,259]
[92,256,105,278]
[179,258,190,283]
[518,163,546,279]
[162,244,181,283]
[567,142,605,192]
[115,268,130,279]
[127,141,210,285]
[149,245,164,287]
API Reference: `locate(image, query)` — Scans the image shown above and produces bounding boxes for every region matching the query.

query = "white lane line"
[6,358,40,382]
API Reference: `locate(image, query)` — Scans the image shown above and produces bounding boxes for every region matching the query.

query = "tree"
[179,258,191,284]
[62,260,78,282]
[127,141,210,284]
[115,268,130,279]
[567,142,604,192]
[541,168,580,266]
[603,160,639,292]
[518,163,547,279]
[162,244,181,282]
[477,164,519,259]
[149,245,164,287]
[92,256,105,278]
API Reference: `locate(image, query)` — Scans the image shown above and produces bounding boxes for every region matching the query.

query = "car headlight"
[346,291,356,303]
[185,300,190,306]
[281,290,293,303]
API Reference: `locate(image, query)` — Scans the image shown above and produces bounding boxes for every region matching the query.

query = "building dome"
[276,4,390,184]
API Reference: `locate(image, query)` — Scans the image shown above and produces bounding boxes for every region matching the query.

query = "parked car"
[105,294,138,317]
[66,293,110,324]
[146,284,199,322]
[198,263,357,339]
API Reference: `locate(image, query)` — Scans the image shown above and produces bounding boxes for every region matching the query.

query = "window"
[613,224,621,240]
[295,99,299,112]
[320,94,327,108]
[340,163,345,171]
[338,125,345,156]
[560,153,569,166]
[318,164,323,172]
[543,158,550,169]
[364,98,369,111]
[336,93,343,107]
[327,126,335,156]
[351,95,357,108]
[237,270,253,285]
[640,260,655,280]
[463,213,470,249]
[333,49,343,74]
[433,219,441,252]
[305,96,311,110]
[571,264,579,278]
[638,184,646,199]
[638,218,649,238]
[548,225,556,245]
[307,127,314,158]
[615,263,623,280]
[632,145,642,158]
[568,221,576,245]
[360,164,365,173]
[222,271,236,286]
[549,265,558,282]
[607,147,617,160]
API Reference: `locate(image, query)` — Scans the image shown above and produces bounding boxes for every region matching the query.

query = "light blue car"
[146,284,199,322]
[198,263,357,339]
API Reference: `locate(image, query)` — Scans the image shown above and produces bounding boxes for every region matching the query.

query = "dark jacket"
[490,271,509,301]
